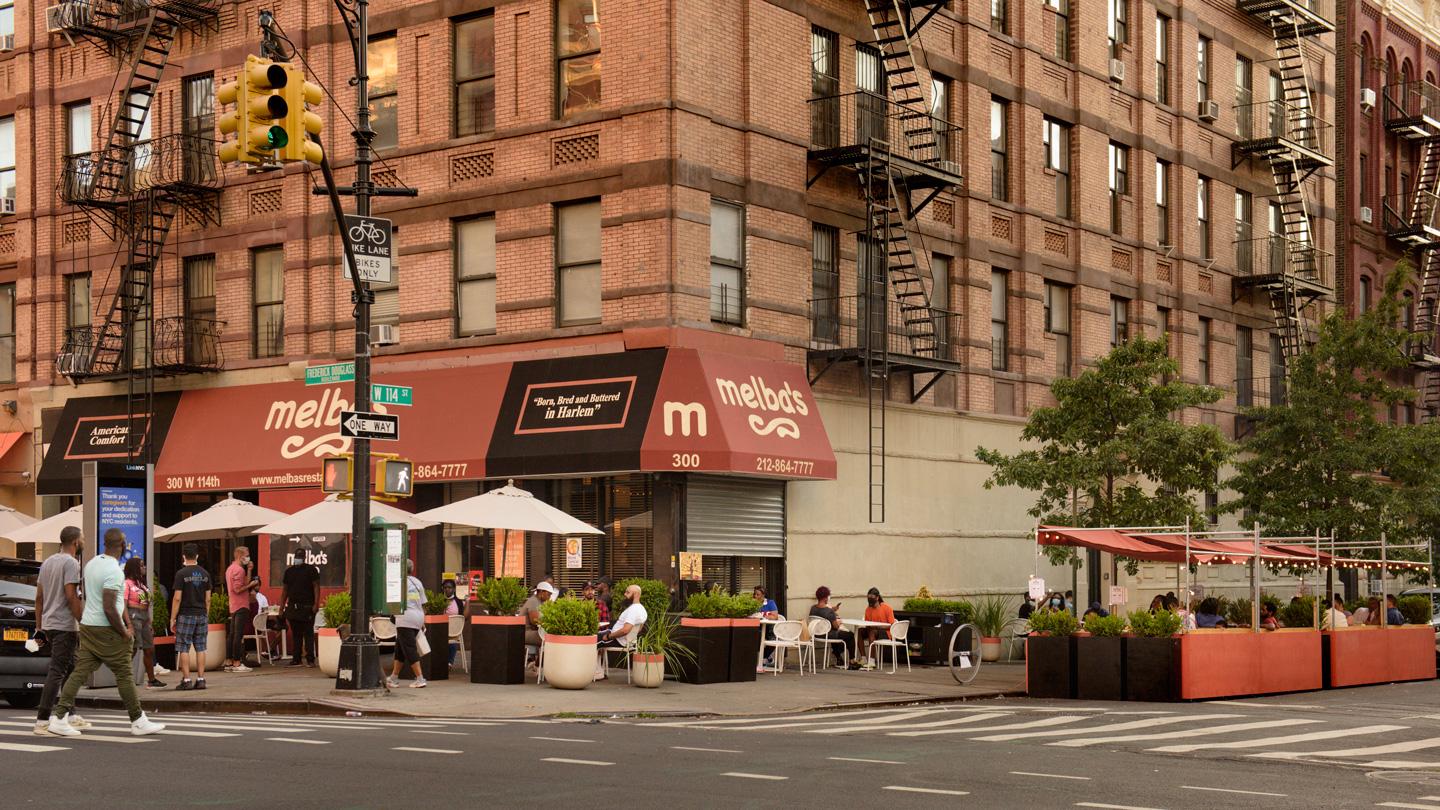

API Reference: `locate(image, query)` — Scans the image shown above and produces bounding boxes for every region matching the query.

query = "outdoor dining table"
[755,617,895,672]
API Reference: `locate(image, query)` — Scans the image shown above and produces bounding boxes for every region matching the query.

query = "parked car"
[0,557,47,709]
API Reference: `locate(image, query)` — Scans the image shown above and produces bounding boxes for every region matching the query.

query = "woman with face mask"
[860,588,896,664]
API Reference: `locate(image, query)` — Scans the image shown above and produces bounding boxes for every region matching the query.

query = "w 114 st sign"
[342,215,393,283]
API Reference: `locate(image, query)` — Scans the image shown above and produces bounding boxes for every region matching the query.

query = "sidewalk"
[76,659,1026,719]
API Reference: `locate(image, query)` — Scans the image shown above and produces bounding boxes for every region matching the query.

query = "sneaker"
[287,660,305,668]
[130,713,166,736]
[32,720,50,736]
[46,715,80,737]
[175,679,193,691]
[193,679,207,690]
[230,664,253,673]
[153,664,170,675]
[221,665,234,673]
[67,714,92,730]
[409,678,427,688]
[305,660,317,668]
[385,676,400,689]
[146,679,167,689]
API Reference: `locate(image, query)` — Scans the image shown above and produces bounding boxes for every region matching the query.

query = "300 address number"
[671,453,701,469]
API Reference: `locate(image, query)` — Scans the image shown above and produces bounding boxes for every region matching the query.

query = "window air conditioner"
[0,198,14,215]
[1109,59,1125,83]
[1360,206,1373,224]
[1360,88,1377,113]
[370,323,398,347]
[45,4,68,32]
[0,34,13,52]
[1199,99,1220,122]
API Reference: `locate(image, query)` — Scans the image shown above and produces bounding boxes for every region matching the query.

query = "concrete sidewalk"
[76,659,1026,719]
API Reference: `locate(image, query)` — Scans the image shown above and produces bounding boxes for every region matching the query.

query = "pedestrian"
[224,546,258,673]
[123,558,164,688]
[45,528,165,737]
[170,543,213,691]
[279,554,320,667]
[386,560,428,689]
[31,526,92,735]
[441,579,463,666]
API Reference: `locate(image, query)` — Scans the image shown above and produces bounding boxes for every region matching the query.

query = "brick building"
[0,0,1337,612]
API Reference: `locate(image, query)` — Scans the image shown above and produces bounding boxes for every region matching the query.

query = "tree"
[977,336,1232,565]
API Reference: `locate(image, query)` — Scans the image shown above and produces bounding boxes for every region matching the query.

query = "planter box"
[1075,636,1125,701]
[728,618,762,682]
[423,616,451,681]
[543,634,596,690]
[675,618,730,684]
[205,624,226,671]
[1325,626,1436,688]
[1125,636,1180,702]
[633,652,664,688]
[1025,635,1075,699]
[895,611,965,663]
[470,616,526,685]
[153,637,176,671]
[317,628,342,678]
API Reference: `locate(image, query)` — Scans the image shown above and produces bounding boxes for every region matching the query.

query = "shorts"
[395,627,421,665]
[127,607,154,650]
[175,614,209,653]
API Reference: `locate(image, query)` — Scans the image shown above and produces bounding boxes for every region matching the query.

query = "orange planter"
[1325,626,1437,688]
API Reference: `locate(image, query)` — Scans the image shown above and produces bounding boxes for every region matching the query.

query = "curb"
[75,695,411,718]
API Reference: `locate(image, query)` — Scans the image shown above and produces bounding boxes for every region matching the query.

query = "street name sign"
[371,383,412,407]
[341,214,394,283]
[306,362,355,386]
[339,410,399,441]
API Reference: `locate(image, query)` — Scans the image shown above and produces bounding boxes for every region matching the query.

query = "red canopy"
[1037,527,1186,562]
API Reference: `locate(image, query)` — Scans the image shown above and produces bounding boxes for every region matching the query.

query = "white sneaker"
[46,715,80,737]
[409,678,427,688]
[230,664,253,673]
[68,714,92,730]
[153,665,170,675]
[130,713,165,736]
[385,676,400,689]
[32,720,50,736]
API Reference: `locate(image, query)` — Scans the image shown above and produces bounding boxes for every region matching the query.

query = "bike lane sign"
[342,214,393,283]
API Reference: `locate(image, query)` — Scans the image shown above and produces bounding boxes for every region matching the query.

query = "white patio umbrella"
[155,495,290,543]
[5,504,167,545]
[0,504,38,539]
[415,481,603,535]
[255,493,436,536]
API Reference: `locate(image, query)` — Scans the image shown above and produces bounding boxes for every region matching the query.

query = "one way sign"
[339,410,399,441]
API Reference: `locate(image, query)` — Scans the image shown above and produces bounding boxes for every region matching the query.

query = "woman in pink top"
[124,558,164,689]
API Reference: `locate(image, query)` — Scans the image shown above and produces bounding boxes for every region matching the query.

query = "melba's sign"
[263,387,391,460]
[714,376,807,439]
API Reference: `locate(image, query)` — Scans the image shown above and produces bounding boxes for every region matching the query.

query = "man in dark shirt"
[280,558,321,667]
[809,586,857,670]
[169,544,212,690]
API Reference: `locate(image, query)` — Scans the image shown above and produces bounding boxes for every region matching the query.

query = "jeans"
[229,608,252,661]
[54,624,144,722]
[36,629,78,721]
[821,629,856,666]
[287,607,316,664]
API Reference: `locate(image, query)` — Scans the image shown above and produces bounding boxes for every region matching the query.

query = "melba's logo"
[264,388,387,460]
[662,401,708,437]
[714,376,806,439]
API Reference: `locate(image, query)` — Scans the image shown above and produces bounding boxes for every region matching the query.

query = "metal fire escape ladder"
[1412,139,1440,416]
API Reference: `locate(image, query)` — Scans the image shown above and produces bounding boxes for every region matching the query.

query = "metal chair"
[600,622,642,682]
[867,620,911,674]
[808,617,847,670]
[244,612,273,665]
[762,620,809,675]
[447,614,467,673]
[369,616,397,657]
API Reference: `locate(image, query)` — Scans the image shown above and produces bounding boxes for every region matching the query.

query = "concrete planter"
[543,634,597,690]
[205,624,226,671]
[632,652,664,688]
[317,628,343,677]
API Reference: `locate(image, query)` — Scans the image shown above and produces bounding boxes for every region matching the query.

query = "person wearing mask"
[1063,591,1075,613]
[1043,592,1067,612]
[860,587,896,664]
[223,547,259,673]
[279,554,321,668]
[170,544,212,690]
[519,582,558,650]
[123,559,164,689]
[386,560,428,689]
[46,529,165,737]
[1323,594,1350,629]
[32,526,91,735]
[1386,594,1407,625]
[809,586,858,670]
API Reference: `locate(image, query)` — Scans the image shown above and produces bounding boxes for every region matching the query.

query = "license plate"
[3,628,28,642]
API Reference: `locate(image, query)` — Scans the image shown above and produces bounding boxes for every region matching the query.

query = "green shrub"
[539,596,599,636]
[1278,596,1315,628]
[1399,595,1432,625]
[616,578,670,624]
[973,594,1016,638]
[1128,609,1182,637]
[423,589,449,616]
[1027,607,1078,636]
[1226,598,1253,628]
[322,591,351,630]
[208,592,229,625]
[1085,613,1126,637]
[151,597,170,638]
[634,612,696,674]
[902,598,974,624]
[685,588,727,619]
[473,577,528,616]
[723,594,762,619]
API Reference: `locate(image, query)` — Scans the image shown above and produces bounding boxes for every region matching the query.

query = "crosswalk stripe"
[0,741,69,753]
[804,712,1012,735]
[882,786,968,796]
[74,718,319,733]
[1376,803,1440,809]
[266,737,330,745]
[1052,718,1319,748]
[0,728,154,744]
[891,715,1090,738]
[1252,737,1440,761]
[1148,724,1409,753]
[683,709,951,732]
[643,707,952,728]
[973,714,1244,742]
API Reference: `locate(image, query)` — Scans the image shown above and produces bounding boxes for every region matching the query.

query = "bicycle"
[348,219,385,244]
[948,622,983,684]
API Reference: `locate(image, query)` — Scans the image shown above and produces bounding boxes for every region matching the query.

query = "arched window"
[1403,58,1414,86]
[1388,48,1399,85]
[1360,35,1373,90]
[1359,275,1372,312]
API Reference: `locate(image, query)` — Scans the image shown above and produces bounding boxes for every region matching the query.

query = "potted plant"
[537,596,599,690]
[1279,596,1316,628]
[1025,607,1079,699]
[631,613,695,688]
[206,592,229,672]
[317,592,351,678]
[1124,608,1183,702]
[676,588,733,684]
[724,593,763,682]
[468,577,529,685]
[1076,612,1127,700]
[1225,598,1254,629]
[972,594,1016,663]
[421,589,451,682]
[151,597,175,672]
[897,594,975,663]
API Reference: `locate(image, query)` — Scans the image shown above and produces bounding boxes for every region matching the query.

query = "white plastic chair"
[808,617,847,670]
[369,616,397,656]
[600,622,642,682]
[244,612,273,665]
[867,620,911,674]
[762,620,809,675]
[448,615,467,673]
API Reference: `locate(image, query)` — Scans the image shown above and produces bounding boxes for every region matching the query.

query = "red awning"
[1037,527,1187,562]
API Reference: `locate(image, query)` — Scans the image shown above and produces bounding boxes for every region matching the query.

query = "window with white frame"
[557,200,602,326]
[710,200,744,325]
[456,216,497,335]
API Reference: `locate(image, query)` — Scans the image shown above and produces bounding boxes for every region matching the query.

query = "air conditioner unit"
[1109,59,1125,83]
[370,323,398,347]
[1199,99,1220,122]
[45,4,68,32]
[0,34,14,52]
[1360,205,1374,224]
[0,198,14,215]
[1360,87,1377,112]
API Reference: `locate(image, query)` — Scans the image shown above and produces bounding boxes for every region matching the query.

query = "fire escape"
[1381,79,1440,417]
[1232,0,1334,365]
[806,0,962,523]
[51,1,223,458]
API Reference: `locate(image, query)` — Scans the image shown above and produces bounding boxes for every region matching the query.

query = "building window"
[932,253,951,354]
[252,247,284,358]
[66,274,90,331]
[1108,141,1128,233]
[0,283,12,384]
[456,216,497,336]
[371,277,399,329]
[183,255,216,365]
[0,116,12,208]
[991,270,1009,371]
[1155,159,1170,245]
[1359,152,1370,210]
[811,27,839,148]
[812,225,839,343]
[1043,116,1071,219]
[1111,296,1129,347]
[1205,489,1219,525]
[991,0,1007,33]
[990,97,1009,201]
[1197,175,1211,259]
[1236,325,1253,406]
[1197,36,1211,103]
[0,0,11,40]
[181,75,216,184]
[1045,282,1072,377]
[455,13,496,136]
[1269,333,1286,405]
[856,46,885,145]
[1234,189,1253,274]
[1235,54,1253,138]
[368,35,398,151]
[1108,0,1127,56]
[1359,276,1371,312]
[710,200,744,325]
[1154,14,1170,105]
[556,200,602,326]
[1157,305,1172,346]
[1198,316,1212,385]
[63,103,91,198]
[1045,0,1070,62]
[930,76,951,161]
[556,0,601,117]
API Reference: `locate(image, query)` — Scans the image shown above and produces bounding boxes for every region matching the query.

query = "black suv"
[0,557,47,708]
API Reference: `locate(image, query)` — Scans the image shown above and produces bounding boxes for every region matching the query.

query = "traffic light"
[215,55,289,165]
[321,456,352,494]
[279,64,324,164]
[377,459,413,498]
[216,70,253,164]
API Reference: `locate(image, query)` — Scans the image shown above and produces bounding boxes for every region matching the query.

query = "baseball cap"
[536,582,559,596]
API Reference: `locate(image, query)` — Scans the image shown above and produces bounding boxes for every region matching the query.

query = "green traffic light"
[268,126,289,149]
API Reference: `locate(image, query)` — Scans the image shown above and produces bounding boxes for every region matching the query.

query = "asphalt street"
[6,681,1440,808]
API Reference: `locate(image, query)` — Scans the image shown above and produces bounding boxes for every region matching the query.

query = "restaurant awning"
[1036,526,1187,562]
[38,393,181,495]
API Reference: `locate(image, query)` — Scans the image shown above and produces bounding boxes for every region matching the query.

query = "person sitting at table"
[518,582,557,653]
[1194,597,1226,628]
[1386,594,1407,625]
[1259,602,1280,631]
[1148,595,1166,613]
[595,584,647,680]
[1018,595,1035,620]
[1164,595,1196,630]
[1351,597,1373,626]
[582,581,610,626]
[1322,594,1349,629]
[1083,602,1109,622]
[859,587,896,663]
[809,586,858,670]
[752,586,780,670]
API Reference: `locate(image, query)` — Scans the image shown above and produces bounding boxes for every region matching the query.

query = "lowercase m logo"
[663,401,708,437]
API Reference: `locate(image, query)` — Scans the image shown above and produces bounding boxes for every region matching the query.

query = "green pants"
[54,624,143,722]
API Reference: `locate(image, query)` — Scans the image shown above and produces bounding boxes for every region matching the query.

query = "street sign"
[342,214,394,283]
[339,410,399,441]
[370,383,412,407]
[306,361,355,385]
